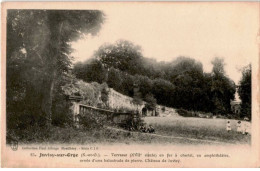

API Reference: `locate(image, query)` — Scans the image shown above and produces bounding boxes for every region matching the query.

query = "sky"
[71,3,259,84]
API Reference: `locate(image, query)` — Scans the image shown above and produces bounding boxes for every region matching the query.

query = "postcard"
[1,2,259,168]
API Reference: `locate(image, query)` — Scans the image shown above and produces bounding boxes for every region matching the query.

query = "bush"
[195,112,213,118]
[176,109,214,118]
[161,107,166,112]
[216,115,227,119]
[52,95,73,127]
[79,110,107,130]
[176,109,193,117]
[117,115,145,132]
[7,110,47,131]
[7,123,52,143]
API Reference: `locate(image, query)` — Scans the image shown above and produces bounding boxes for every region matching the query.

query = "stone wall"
[107,89,177,117]
[66,80,176,117]
[107,88,145,114]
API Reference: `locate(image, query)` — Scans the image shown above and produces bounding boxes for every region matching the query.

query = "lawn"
[11,126,198,145]
[144,116,251,144]
[9,116,250,145]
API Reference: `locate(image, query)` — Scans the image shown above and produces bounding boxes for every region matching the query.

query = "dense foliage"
[73,40,237,115]
[7,10,105,132]
[238,64,251,120]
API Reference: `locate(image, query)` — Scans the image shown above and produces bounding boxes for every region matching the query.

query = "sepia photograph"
[1,2,259,168]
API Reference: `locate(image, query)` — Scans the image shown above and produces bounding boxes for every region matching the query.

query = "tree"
[238,64,251,120]
[73,59,107,84]
[120,73,135,97]
[95,40,143,75]
[210,57,236,115]
[135,75,153,99]
[72,46,237,115]
[164,57,206,110]
[132,82,143,106]
[107,67,123,93]
[212,57,225,76]
[152,78,175,107]
[144,93,157,110]
[165,56,203,83]
[7,10,105,128]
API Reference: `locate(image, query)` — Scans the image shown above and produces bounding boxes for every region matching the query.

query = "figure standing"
[243,120,250,135]
[226,120,231,132]
[241,120,246,134]
[237,121,242,133]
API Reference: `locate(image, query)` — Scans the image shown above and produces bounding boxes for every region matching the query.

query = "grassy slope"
[144,116,251,144]
[19,126,238,145]
[16,126,193,145]
[12,116,250,145]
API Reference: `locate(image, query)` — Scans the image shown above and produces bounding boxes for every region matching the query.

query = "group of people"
[226,120,250,135]
[140,125,155,133]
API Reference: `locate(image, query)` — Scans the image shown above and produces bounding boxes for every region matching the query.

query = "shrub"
[119,115,144,131]
[79,110,107,130]
[216,115,227,119]
[162,106,166,112]
[52,95,73,127]
[7,123,52,143]
[176,109,193,117]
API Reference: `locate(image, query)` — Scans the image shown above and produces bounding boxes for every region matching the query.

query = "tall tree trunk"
[41,69,56,128]
[41,14,63,128]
